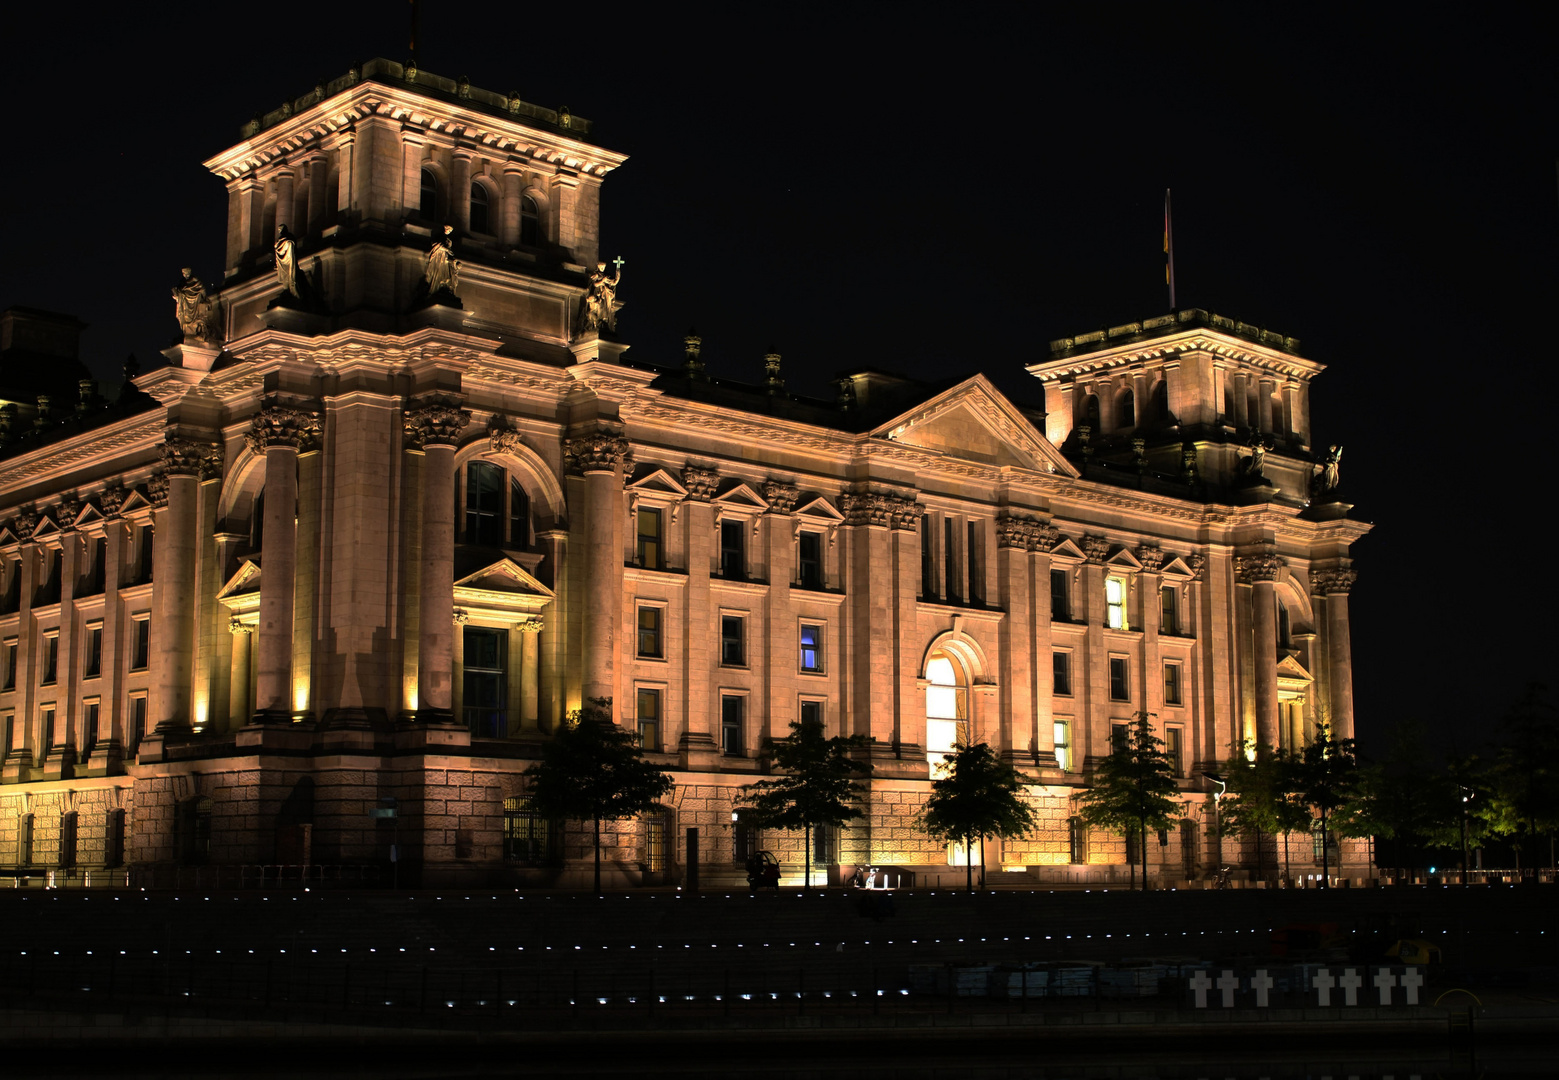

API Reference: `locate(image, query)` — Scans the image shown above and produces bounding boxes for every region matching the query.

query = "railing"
[1377,867,1557,886]
[0,867,130,889]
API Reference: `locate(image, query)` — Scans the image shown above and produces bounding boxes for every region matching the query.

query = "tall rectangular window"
[799,623,822,673]
[82,701,100,754]
[131,618,150,671]
[127,694,147,755]
[721,695,744,757]
[463,461,504,545]
[1068,816,1087,864]
[967,520,983,605]
[636,687,661,751]
[2,640,15,690]
[509,479,530,548]
[39,705,55,763]
[1051,569,1070,621]
[461,626,508,738]
[1165,726,1184,778]
[19,814,33,866]
[1160,585,1179,635]
[105,808,126,868]
[1109,657,1130,701]
[136,526,154,584]
[646,813,668,873]
[1052,651,1071,696]
[1105,576,1128,630]
[85,537,106,595]
[1110,721,1130,754]
[1163,661,1183,706]
[635,508,662,569]
[636,605,662,657]
[84,625,103,679]
[41,633,58,685]
[944,518,958,602]
[719,520,745,579]
[720,615,745,667]
[1053,719,1071,771]
[798,531,823,589]
[59,812,77,869]
[920,515,936,598]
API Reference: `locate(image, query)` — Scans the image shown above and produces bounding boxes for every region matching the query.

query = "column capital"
[680,465,718,501]
[515,615,545,633]
[761,480,799,515]
[564,428,630,474]
[1235,549,1285,584]
[839,491,918,530]
[404,400,471,450]
[1081,535,1111,564]
[246,404,322,454]
[229,617,254,635]
[1134,544,1166,572]
[1185,553,1206,581]
[161,433,223,479]
[1310,567,1357,595]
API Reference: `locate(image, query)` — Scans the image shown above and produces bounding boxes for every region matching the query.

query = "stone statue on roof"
[172,268,221,343]
[1316,444,1343,493]
[579,257,623,336]
[424,225,460,297]
[274,225,299,296]
[1240,432,1271,478]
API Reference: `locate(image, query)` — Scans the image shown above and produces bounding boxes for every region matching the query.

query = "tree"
[1219,742,1308,885]
[1482,686,1559,875]
[918,742,1039,893]
[1074,713,1182,891]
[1292,724,1360,889]
[523,698,675,894]
[739,716,872,892]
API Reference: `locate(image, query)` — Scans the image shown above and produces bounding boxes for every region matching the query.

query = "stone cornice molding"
[1310,567,1357,595]
[1033,319,1323,384]
[563,428,631,475]
[246,405,322,454]
[404,402,471,450]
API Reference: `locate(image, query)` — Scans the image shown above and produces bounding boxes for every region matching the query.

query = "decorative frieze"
[246,406,322,455]
[681,466,718,502]
[564,431,631,475]
[761,480,799,515]
[1311,567,1357,595]
[404,403,470,450]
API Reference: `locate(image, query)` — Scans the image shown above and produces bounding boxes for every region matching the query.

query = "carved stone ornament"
[56,496,82,528]
[452,609,470,625]
[146,473,170,509]
[515,616,544,633]
[889,496,921,532]
[1235,551,1285,584]
[1135,544,1166,572]
[162,435,224,480]
[1186,553,1206,580]
[1082,535,1112,564]
[996,513,1031,550]
[404,404,471,450]
[172,267,222,343]
[10,508,38,538]
[246,406,322,455]
[97,485,126,518]
[762,480,799,515]
[1028,522,1060,552]
[838,493,890,528]
[564,431,630,474]
[229,618,254,636]
[488,427,527,457]
[681,466,718,502]
[1310,567,1357,595]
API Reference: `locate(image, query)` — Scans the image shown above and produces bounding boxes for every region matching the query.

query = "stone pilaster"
[679,467,717,765]
[566,426,629,721]
[995,512,1033,764]
[407,402,469,721]
[1312,566,1358,741]
[1236,548,1284,751]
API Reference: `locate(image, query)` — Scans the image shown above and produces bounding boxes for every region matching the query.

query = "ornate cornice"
[681,466,718,502]
[1310,567,1357,596]
[762,480,800,515]
[564,430,630,475]
[839,492,917,530]
[404,403,471,450]
[246,406,322,454]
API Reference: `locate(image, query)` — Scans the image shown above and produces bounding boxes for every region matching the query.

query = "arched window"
[925,650,969,768]
[1276,603,1291,652]
[520,194,540,246]
[419,168,439,221]
[470,182,491,234]
[459,461,533,548]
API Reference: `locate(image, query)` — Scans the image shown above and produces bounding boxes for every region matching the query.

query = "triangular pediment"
[119,490,154,515]
[1161,556,1194,579]
[72,504,106,529]
[1105,548,1143,571]
[870,375,1078,477]
[794,495,844,523]
[0,526,16,545]
[1049,537,1087,561]
[31,515,60,539]
[453,557,555,599]
[625,467,688,498]
[1277,655,1314,682]
[216,558,262,599]
[712,482,769,511]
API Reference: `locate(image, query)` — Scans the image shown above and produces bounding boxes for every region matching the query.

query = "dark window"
[720,615,744,667]
[39,707,55,763]
[1161,585,1179,635]
[636,508,661,569]
[943,518,958,602]
[636,606,662,658]
[469,182,490,234]
[1109,657,1130,701]
[462,627,508,738]
[41,635,58,685]
[131,620,150,671]
[419,168,438,220]
[508,479,530,548]
[920,515,935,597]
[1051,568,1070,621]
[519,194,540,246]
[798,531,823,589]
[719,520,745,579]
[799,623,822,673]
[1052,651,1071,696]
[84,627,102,678]
[1165,726,1184,777]
[19,814,33,866]
[136,526,154,584]
[1067,816,1086,863]
[1163,662,1182,706]
[1,559,18,614]
[250,492,265,555]
[127,696,147,756]
[813,823,836,865]
[503,796,554,864]
[1083,395,1100,428]
[1277,603,1291,651]
[59,812,77,869]
[2,641,15,690]
[636,688,660,751]
[1125,823,1141,865]
[39,549,61,605]
[1111,722,1130,754]
[967,520,983,604]
[800,699,823,728]
[721,696,744,757]
[105,809,126,868]
[175,797,212,866]
[1119,389,1136,430]
[732,809,756,865]
[84,537,106,595]
[464,461,504,545]
[82,702,100,754]
[646,812,669,872]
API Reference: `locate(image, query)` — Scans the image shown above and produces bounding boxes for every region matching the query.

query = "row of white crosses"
[1188,967,1424,1008]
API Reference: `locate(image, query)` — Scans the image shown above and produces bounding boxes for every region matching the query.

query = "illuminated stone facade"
[0,60,1370,887]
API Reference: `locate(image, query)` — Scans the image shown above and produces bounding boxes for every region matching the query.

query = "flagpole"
[1164,188,1177,311]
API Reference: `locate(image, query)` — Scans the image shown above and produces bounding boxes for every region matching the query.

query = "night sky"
[1,8,1553,759]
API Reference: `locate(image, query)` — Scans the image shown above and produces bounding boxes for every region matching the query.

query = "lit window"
[462,626,508,738]
[1106,575,1128,630]
[1109,657,1129,701]
[637,606,662,658]
[1068,816,1087,863]
[1054,719,1071,771]
[636,688,661,751]
[1163,661,1182,706]
[503,796,552,864]
[799,623,822,673]
[925,652,969,765]
[720,615,745,667]
[636,508,662,569]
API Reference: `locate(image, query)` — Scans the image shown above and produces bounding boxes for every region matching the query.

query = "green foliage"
[1073,713,1182,891]
[918,742,1039,892]
[739,717,873,891]
[1292,724,1360,886]
[1480,686,1559,869]
[523,698,675,893]
[1218,742,1309,881]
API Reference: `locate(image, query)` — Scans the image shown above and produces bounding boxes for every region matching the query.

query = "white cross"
[1188,970,1212,1008]
[1250,969,1273,1007]
[1216,970,1240,1007]
[1399,967,1423,1005]
[612,255,626,272]
[1338,968,1363,1006]
[1373,967,1397,1005]
[1312,968,1335,1006]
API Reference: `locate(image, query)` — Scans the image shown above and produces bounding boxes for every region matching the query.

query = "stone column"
[501,164,524,247]
[1258,377,1276,434]
[307,152,331,232]
[408,403,469,720]
[995,513,1032,763]
[150,436,220,733]
[517,616,542,729]
[567,427,630,720]
[451,151,473,234]
[1237,549,1283,750]
[1232,372,1249,429]
[1081,535,1110,766]
[891,495,922,765]
[229,620,253,724]
[536,529,568,730]
[1314,568,1358,741]
[1138,545,1166,715]
[247,406,320,720]
[1030,523,1059,768]
[762,481,799,747]
[679,468,717,762]
[274,167,296,239]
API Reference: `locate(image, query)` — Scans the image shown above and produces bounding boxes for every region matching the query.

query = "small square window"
[1052,651,1071,696]
[1109,657,1130,702]
[799,699,824,728]
[799,623,823,673]
[637,606,662,658]
[636,688,661,752]
[1163,661,1182,706]
[721,615,745,667]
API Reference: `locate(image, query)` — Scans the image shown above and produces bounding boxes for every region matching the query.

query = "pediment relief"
[30,515,61,541]
[453,557,555,599]
[119,490,155,515]
[1160,556,1195,580]
[1276,654,1313,682]
[870,376,1078,478]
[1049,537,1088,562]
[712,481,770,513]
[794,495,844,523]
[71,504,106,529]
[1105,548,1143,572]
[216,558,262,599]
[624,466,688,500]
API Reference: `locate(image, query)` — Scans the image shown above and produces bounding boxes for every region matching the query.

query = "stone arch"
[1274,573,1315,635]
[520,184,550,246]
[1114,386,1136,431]
[215,443,267,537]
[454,435,566,529]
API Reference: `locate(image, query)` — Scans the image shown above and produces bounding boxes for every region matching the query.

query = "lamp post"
[1459,787,1473,886]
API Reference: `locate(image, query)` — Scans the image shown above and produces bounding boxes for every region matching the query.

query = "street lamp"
[1459,786,1474,886]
